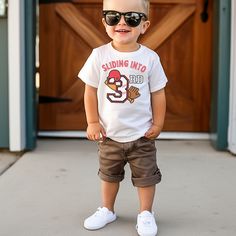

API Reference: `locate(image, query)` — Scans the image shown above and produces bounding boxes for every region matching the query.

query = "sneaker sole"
[136,225,158,236]
[84,216,117,231]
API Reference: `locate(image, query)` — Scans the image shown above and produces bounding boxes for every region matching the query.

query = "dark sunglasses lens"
[125,12,141,27]
[105,12,120,26]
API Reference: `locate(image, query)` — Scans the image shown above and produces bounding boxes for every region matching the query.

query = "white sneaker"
[136,211,158,236]
[84,207,117,230]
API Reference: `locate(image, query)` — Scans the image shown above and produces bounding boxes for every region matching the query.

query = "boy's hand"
[87,122,106,141]
[144,124,162,140]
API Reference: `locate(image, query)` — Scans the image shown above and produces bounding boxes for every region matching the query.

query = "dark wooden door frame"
[24,0,37,150]
[0,17,9,148]
[211,0,231,150]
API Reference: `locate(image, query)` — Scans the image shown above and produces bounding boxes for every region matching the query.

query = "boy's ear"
[141,20,150,34]
[102,18,107,27]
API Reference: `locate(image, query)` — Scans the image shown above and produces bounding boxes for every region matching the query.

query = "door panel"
[39,0,212,131]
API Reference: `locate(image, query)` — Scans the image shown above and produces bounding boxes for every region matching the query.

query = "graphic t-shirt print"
[102,59,147,103]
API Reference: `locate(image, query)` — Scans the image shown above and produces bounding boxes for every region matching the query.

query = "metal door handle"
[39,96,72,104]
[201,0,209,23]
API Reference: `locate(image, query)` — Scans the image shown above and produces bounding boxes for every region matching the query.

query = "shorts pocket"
[140,137,155,143]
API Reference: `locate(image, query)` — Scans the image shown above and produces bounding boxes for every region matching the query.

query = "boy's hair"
[142,0,150,16]
[103,0,150,16]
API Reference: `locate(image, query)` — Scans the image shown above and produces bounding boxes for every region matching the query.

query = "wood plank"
[56,113,87,130]
[192,0,212,131]
[140,4,196,50]
[39,5,59,97]
[55,3,107,48]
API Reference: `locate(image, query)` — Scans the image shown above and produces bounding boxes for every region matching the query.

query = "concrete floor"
[0,151,21,175]
[0,139,236,236]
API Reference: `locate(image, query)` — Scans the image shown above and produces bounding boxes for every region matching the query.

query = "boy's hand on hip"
[87,122,106,141]
[144,124,162,140]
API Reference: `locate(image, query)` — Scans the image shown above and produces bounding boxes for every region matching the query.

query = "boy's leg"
[83,180,119,230]
[136,185,158,236]
[137,185,156,212]
[101,180,120,213]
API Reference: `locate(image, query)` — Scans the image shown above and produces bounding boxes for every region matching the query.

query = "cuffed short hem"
[98,169,124,183]
[132,173,162,187]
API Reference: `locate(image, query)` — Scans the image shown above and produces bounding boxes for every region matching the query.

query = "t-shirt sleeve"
[78,49,100,88]
[149,55,168,93]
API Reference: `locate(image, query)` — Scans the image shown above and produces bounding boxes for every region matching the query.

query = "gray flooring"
[0,139,236,236]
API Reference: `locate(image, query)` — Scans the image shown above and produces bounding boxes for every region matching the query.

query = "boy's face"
[102,0,150,51]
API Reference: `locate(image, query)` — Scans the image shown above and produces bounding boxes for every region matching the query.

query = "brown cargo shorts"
[98,137,162,187]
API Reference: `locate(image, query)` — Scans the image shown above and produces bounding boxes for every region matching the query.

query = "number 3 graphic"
[107,75,129,103]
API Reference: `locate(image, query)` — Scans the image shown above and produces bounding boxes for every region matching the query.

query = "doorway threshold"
[38,131,210,140]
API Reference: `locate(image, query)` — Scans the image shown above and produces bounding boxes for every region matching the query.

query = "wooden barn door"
[39,0,212,132]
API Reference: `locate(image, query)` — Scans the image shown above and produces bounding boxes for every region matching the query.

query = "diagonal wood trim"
[72,0,196,4]
[57,81,85,112]
[55,3,107,48]
[140,4,196,50]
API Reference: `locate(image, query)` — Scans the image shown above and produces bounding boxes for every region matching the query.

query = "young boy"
[78,0,167,235]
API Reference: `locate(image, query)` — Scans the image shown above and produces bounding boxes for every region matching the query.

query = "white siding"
[8,0,26,151]
[228,0,236,154]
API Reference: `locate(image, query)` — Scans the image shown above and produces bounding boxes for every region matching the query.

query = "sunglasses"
[103,10,147,27]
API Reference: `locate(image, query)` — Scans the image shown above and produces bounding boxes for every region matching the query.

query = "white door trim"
[8,0,26,151]
[228,0,236,154]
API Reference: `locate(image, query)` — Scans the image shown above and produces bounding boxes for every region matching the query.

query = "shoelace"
[139,214,154,227]
[94,207,107,217]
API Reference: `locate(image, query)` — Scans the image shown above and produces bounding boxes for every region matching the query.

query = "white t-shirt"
[78,42,167,142]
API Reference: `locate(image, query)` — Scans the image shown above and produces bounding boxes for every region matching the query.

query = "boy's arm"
[84,84,106,141]
[145,88,166,139]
